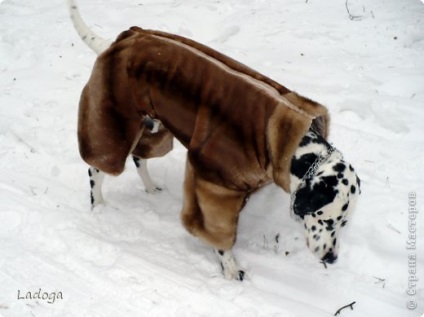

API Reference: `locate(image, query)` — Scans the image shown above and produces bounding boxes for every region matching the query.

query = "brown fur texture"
[78,27,330,250]
[132,124,173,160]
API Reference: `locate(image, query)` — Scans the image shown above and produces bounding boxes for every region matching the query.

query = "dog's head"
[292,151,360,264]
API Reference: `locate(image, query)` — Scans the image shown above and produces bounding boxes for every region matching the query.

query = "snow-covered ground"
[1,0,423,316]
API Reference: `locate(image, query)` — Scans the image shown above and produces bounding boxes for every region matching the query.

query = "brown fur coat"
[78,27,329,193]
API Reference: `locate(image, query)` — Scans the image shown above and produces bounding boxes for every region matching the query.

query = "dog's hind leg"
[88,167,105,209]
[181,158,246,280]
[132,156,161,194]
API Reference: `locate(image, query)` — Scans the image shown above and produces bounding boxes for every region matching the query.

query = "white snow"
[0,0,423,316]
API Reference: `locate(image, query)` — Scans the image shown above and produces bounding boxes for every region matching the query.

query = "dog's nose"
[322,251,338,264]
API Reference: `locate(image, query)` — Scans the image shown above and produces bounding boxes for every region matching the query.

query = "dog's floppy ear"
[292,177,338,218]
[78,33,142,175]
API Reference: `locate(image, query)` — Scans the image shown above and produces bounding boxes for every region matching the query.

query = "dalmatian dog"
[216,128,360,279]
[67,0,360,280]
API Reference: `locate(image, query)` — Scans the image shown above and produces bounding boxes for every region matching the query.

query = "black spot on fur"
[323,244,327,250]
[311,225,317,232]
[133,156,141,168]
[314,246,320,253]
[324,219,334,231]
[218,250,224,256]
[351,185,356,194]
[313,234,320,241]
[299,135,313,147]
[356,175,361,192]
[349,164,354,172]
[333,163,346,173]
[88,168,92,177]
[90,180,95,188]
[337,215,342,221]
[90,193,94,205]
[299,129,327,146]
[331,231,336,237]
[337,173,344,179]
[341,220,348,227]
[317,210,323,216]
[342,202,349,212]
[342,179,349,186]
[333,238,337,246]
[290,153,319,179]
[293,176,339,218]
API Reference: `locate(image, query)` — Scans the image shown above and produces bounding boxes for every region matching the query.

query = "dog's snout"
[322,251,338,264]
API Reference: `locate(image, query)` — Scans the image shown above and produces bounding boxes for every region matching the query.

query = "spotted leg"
[88,167,105,209]
[215,249,246,281]
[132,156,161,194]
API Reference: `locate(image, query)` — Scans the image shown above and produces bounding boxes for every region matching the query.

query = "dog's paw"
[224,267,246,281]
[145,186,162,194]
[215,249,246,281]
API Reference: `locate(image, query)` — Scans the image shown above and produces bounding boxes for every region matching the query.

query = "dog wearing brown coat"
[68,0,359,280]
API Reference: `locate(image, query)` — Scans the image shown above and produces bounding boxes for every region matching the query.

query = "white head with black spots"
[290,129,361,264]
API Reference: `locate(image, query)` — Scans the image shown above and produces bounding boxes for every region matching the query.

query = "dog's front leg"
[215,249,245,281]
[88,167,105,209]
[181,158,247,280]
[132,156,161,194]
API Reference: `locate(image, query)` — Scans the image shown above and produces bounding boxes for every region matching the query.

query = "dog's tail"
[67,0,112,54]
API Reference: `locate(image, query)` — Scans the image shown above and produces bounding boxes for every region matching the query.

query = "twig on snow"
[345,0,364,21]
[387,224,401,234]
[263,235,268,249]
[334,301,356,316]
[373,276,386,288]
[29,186,37,196]
[385,177,391,188]
[273,234,280,254]
[320,260,328,269]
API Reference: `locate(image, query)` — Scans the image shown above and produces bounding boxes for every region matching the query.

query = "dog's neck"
[289,129,335,192]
